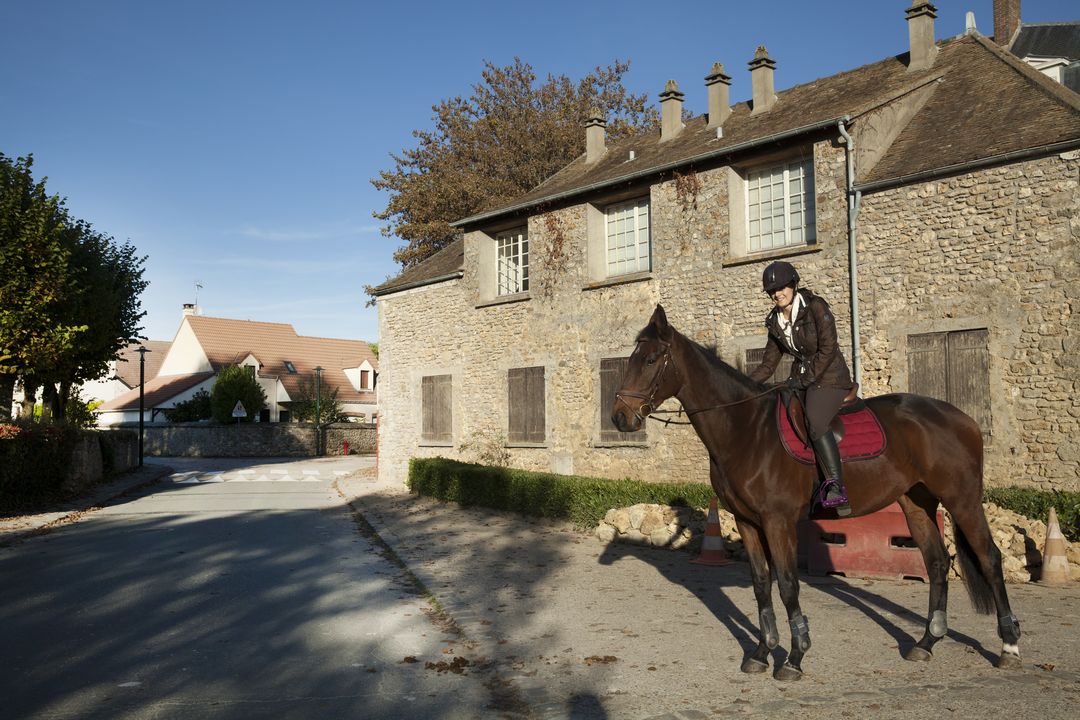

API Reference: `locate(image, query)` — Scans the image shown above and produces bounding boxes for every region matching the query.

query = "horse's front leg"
[735,518,779,674]
[764,517,811,681]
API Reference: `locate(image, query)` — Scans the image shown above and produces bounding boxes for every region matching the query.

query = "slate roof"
[184,315,377,405]
[374,32,1080,297]
[1011,22,1080,61]
[370,236,464,296]
[98,372,214,412]
[113,340,171,388]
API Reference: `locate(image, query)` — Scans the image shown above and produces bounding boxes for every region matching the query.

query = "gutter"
[837,119,862,386]
[371,270,464,298]
[855,137,1080,194]
[452,116,851,228]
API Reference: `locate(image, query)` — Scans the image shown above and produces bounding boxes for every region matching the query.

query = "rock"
[596,523,616,543]
[628,505,647,531]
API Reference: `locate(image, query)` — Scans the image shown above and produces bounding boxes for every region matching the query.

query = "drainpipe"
[837,118,862,385]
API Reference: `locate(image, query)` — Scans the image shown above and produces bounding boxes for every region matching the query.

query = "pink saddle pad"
[776,398,886,465]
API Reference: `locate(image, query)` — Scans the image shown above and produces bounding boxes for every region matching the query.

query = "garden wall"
[134,422,377,457]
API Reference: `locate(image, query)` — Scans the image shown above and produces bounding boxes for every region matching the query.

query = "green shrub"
[408,457,715,529]
[210,365,266,423]
[0,422,80,509]
[165,389,212,423]
[985,487,1080,542]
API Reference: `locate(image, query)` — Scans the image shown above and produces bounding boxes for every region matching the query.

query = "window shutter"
[600,358,646,442]
[508,367,546,443]
[435,375,452,442]
[508,368,527,443]
[422,374,452,442]
[421,375,435,441]
[948,329,991,437]
[907,333,948,402]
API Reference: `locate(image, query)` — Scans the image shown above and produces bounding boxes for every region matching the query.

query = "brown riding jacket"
[748,289,853,390]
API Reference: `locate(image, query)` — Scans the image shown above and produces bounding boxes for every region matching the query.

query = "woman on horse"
[748,261,853,515]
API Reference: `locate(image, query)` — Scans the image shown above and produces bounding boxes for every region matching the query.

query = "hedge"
[0,423,80,509]
[408,457,1080,541]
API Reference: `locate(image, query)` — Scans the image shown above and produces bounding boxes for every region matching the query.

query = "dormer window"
[284,361,297,374]
[496,227,528,295]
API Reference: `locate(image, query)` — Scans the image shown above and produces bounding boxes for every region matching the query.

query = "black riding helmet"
[762,261,799,294]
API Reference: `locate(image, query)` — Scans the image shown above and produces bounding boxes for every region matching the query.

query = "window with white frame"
[606,198,650,277]
[746,158,815,252]
[496,227,529,295]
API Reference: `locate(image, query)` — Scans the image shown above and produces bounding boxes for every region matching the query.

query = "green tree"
[210,365,267,424]
[289,374,346,425]
[0,154,84,419]
[369,58,658,277]
[164,389,212,423]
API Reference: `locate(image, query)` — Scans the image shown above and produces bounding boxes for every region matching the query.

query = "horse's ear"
[651,304,672,341]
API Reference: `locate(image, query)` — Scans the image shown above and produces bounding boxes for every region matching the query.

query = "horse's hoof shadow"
[740,657,769,674]
[995,653,1023,670]
[774,663,804,682]
[903,646,933,662]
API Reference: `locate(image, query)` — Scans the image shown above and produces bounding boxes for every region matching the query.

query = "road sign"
[232,401,247,418]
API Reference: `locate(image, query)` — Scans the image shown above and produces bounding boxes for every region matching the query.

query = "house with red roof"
[97,307,377,426]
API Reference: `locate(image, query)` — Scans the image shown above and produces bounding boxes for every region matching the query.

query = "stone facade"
[377,143,1079,491]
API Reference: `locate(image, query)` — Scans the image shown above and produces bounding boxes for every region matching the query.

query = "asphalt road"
[0,457,495,720]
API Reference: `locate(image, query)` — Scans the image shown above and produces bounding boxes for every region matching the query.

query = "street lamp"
[136,345,150,466]
[314,366,323,457]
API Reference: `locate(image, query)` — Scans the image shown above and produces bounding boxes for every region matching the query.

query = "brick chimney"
[705,62,732,130]
[994,0,1021,47]
[906,1,939,72]
[659,80,684,142]
[585,108,606,163]
[748,46,776,115]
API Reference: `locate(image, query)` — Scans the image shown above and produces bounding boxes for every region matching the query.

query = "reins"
[648,386,782,425]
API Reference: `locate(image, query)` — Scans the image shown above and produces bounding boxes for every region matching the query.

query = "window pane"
[496,227,528,295]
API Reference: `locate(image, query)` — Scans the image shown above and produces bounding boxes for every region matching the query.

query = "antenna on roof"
[194,281,203,315]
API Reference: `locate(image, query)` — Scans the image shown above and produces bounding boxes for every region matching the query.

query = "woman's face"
[769,284,796,312]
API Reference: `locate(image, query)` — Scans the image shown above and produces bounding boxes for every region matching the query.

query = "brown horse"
[611,305,1020,680]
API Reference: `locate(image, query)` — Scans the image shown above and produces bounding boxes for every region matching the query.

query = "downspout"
[837,118,862,385]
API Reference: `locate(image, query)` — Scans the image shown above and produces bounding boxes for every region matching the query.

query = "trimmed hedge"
[0,423,80,509]
[409,457,1080,541]
[985,487,1080,542]
[407,457,714,529]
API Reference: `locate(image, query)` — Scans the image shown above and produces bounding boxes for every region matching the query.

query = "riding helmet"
[762,261,799,294]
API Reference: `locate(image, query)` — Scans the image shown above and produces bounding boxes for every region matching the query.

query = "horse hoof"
[775,663,804,682]
[904,647,933,662]
[996,653,1023,670]
[741,657,769,674]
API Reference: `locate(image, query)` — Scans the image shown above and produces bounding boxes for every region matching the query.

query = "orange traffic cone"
[1040,507,1071,585]
[691,496,732,566]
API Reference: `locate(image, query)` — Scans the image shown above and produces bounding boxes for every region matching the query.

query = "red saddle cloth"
[776,398,886,465]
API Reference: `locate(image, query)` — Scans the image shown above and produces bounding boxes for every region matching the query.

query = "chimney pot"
[182,303,196,316]
[585,108,607,164]
[905,1,939,72]
[705,62,732,129]
[748,46,777,115]
[993,0,1021,47]
[659,79,685,142]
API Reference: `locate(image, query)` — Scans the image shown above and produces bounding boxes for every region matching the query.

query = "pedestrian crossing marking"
[170,469,334,484]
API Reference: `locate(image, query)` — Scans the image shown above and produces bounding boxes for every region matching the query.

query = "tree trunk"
[0,375,14,421]
[57,381,71,422]
[19,379,39,420]
[40,383,58,422]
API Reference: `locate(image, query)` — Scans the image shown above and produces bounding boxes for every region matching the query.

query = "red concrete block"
[798,502,944,582]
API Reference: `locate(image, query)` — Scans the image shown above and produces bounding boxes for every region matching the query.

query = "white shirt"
[776,291,804,351]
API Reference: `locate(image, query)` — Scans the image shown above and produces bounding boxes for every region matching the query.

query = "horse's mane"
[637,322,768,394]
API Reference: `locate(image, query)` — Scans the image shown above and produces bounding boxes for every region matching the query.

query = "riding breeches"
[805,386,849,441]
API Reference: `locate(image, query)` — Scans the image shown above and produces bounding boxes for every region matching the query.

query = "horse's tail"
[955,526,995,615]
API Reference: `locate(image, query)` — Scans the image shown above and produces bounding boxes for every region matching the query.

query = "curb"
[0,464,174,547]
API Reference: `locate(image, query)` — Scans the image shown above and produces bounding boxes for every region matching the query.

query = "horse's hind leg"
[897,490,950,661]
[762,516,810,681]
[736,519,779,674]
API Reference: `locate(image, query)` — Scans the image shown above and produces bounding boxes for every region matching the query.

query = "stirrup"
[817,478,849,511]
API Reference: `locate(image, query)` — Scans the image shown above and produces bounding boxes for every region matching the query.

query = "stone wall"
[377,144,1079,491]
[62,430,140,494]
[138,422,376,457]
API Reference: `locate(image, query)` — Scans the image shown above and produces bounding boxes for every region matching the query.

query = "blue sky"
[1,1,1073,344]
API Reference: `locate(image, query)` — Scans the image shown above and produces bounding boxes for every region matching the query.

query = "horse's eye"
[646,353,658,365]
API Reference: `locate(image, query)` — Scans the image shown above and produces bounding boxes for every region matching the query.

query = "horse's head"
[611,304,682,433]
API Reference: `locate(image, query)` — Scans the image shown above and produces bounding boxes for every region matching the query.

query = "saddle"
[776,383,887,465]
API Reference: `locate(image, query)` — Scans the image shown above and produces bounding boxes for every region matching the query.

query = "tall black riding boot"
[811,433,851,516]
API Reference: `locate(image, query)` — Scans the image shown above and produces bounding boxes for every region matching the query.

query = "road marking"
[118,682,142,688]
[270,469,289,475]
[302,468,320,475]
[237,469,255,475]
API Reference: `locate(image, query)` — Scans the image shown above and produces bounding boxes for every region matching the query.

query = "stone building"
[373,3,1080,492]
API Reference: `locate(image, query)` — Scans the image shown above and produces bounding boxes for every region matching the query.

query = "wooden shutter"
[360,370,369,389]
[908,333,948,402]
[421,374,452,442]
[508,366,545,443]
[908,330,991,438]
[600,358,646,442]
[744,347,793,384]
[947,329,991,437]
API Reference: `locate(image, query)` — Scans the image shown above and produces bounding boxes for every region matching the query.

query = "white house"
[97,308,377,426]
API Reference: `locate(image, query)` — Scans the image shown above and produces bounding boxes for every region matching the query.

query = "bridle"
[614,337,782,426]
[614,339,675,423]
